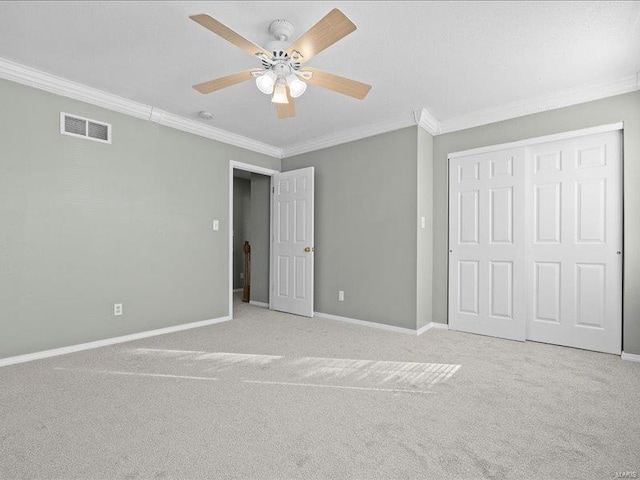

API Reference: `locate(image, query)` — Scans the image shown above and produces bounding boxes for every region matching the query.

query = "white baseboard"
[314,312,422,335]
[621,351,640,363]
[416,322,450,336]
[249,300,269,308]
[0,315,232,368]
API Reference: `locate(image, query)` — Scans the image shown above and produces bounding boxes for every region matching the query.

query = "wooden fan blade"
[301,67,371,99]
[193,69,256,94]
[286,9,356,63]
[276,89,296,119]
[190,14,271,58]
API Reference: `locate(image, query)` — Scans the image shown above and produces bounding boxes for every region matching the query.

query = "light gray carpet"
[1,294,639,480]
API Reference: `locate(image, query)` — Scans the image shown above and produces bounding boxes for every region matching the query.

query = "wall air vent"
[60,112,111,144]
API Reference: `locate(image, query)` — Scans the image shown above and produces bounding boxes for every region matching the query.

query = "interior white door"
[270,167,314,317]
[448,148,526,341]
[525,131,622,354]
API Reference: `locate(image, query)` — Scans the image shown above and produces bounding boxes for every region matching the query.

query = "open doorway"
[232,168,271,307]
[228,161,279,319]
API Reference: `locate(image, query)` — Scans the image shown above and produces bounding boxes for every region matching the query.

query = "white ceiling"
[0,1,638,150]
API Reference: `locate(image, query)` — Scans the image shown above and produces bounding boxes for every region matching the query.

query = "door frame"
[446,122,624,348]
[228,160,279,319]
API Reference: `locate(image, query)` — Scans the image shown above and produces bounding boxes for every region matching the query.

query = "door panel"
[449,148,526,341]
[490,261,513,319]
[271,167,314,317]
[534,183,561,243]
[277,256,289,296]
[525,130,621,354]
[458,260,479,315]
[575,179,606,243]
[459,191,479,244]
[533,262,561,323]
[490,187,513,244]
[575,263,606,328]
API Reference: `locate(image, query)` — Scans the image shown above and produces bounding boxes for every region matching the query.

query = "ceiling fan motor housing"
[265,40,290,59]
[261,19,300,70]
[262,19,299,73]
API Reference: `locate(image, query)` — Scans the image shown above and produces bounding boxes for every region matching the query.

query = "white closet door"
[449,148,526,341]
[526,131,622,354]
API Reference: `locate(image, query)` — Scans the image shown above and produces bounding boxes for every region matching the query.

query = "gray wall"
[248,173,271,304]
[232,176,251,289]
[0,78,279,359]
[4,73,637,357]
[416,127,434,329]
[282,127,419,329]
[432,91,640,355]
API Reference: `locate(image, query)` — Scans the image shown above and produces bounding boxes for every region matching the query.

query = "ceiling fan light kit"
[271,81,289,104]
[189,9,372,119]
[255,70,276,94]
[286,74,306,98]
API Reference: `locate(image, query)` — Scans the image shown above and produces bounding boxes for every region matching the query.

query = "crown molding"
[438,74,639,135]
[418,108,441,135]
[148,108,283,158]
[2,56,637,157]
[281,113,416,158]
[0,57,283,158]
[0,57,152,120]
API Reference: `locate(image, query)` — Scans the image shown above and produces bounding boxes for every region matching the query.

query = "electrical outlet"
[421,216,426,229]
[338,290,344,301]
[114,303,123,316]
[240,272,244,279]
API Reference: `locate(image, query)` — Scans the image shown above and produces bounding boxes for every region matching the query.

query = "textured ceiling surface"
[0,1,638,147]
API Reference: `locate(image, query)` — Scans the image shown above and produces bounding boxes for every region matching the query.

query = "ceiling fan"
[189,9,372,119]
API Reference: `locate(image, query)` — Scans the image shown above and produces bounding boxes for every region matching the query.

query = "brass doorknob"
[304,247,314,253]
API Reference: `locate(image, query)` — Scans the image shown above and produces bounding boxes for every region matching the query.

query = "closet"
[448,126,622,354]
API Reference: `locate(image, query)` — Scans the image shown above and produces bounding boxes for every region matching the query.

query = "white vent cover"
[60,112,111,144]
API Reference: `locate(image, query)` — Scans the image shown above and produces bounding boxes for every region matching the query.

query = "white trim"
[438,75,638,135]
[269,175,274,310]
[0,315,232,368]
[149,108,282,158]
[249,300,269,308]
[228,160,279,320]
[314,312,421,335]
[429,322,449,330]
[448,123,624,159]
[416,324,432,336]
[230,160,280,176]
[0,57,282,158]
[416,322,450,335]
[0,57,152,119]
[2,57,637,157]
[418,108,441,135]
[621,352,640,363]
[281,113,416,157]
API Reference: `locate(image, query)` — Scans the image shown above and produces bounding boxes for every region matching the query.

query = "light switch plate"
[213,220,219,231]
